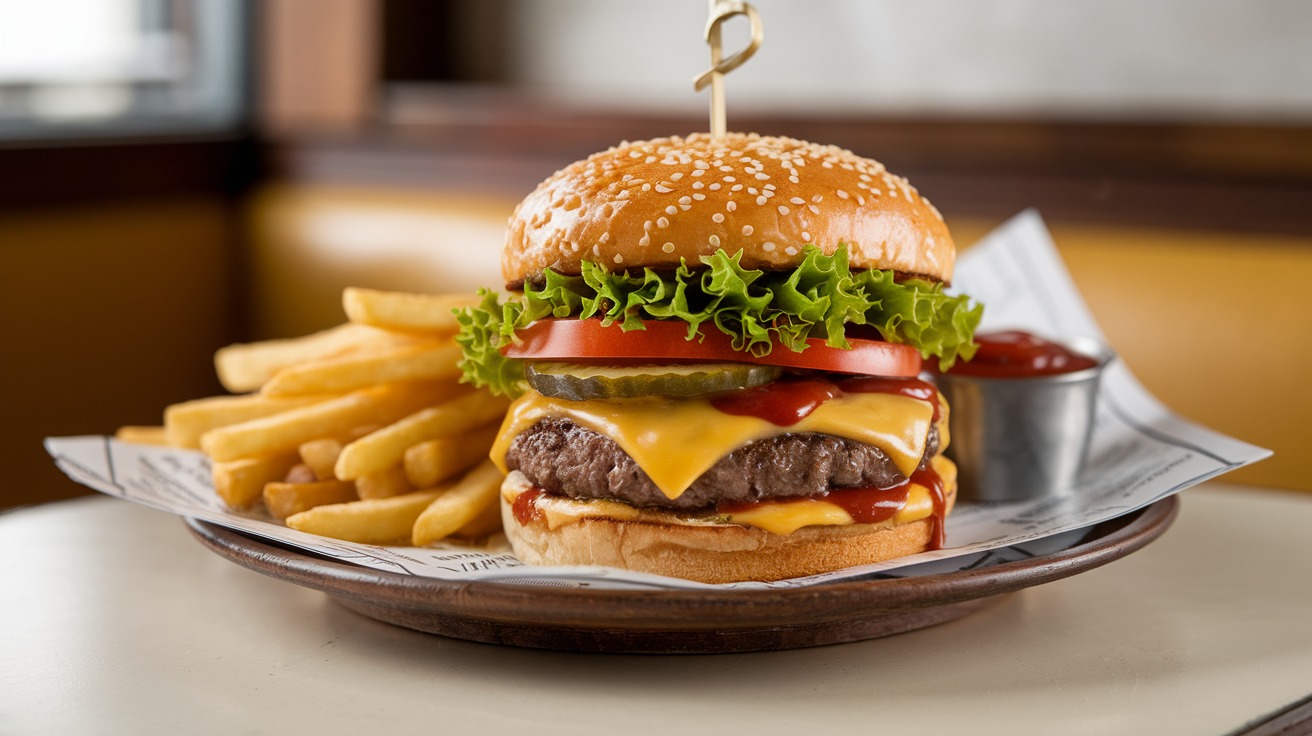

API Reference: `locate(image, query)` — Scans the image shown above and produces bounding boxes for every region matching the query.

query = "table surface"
[3,483,1310,736]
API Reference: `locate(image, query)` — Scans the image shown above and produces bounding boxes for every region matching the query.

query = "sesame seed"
[572,242,580,252]
[748,187,758,195]
[726,201,737,212]
[614,254,624,264]
[719,166,733,172]
[679,196,691,205]
[662,242,675,253]
[680,204,691,211]
[785,245,799,255]
[645,156,656,163]
[822,162,833,169]
[692,170,705,177]
[857,195,865,205]
[629,151,642,158]
[655,184,672,193]
[666,205,677,215]
[778,205,790,215]
[802,232,811,241]
[693,193,705,200]
[671,172,684,181]
[644,220,652,231]
[731,184,743,191]
[812,195,822,202]
[642,183,651,191]
[755,173,769,180]
[872,189,881,196]
[657,217,670,228]
[695,161,709,169]
[618,189,630,199]
[742,225,754,236]
[860,174,872,182]
[763,241,776,252]
[712,213,725,223]
[790,197,805,205]
[638,235,649,246]
[594,244,601,254]
[756,195,767,205]
[710,183,722,191]
[693,181,704,189]
[789,176,800,184]
[744,166,756,174]
[723,176,735,182]
[764,184,775,190]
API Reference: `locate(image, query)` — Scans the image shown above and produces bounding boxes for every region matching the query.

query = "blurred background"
[3,0,1310,509]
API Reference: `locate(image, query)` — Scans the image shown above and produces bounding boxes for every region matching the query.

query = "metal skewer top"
[693,0,764,141]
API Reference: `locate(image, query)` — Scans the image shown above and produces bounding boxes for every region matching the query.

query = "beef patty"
[505,418,940,511]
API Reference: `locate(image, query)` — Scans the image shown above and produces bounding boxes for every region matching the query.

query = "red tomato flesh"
[501,319,922,377]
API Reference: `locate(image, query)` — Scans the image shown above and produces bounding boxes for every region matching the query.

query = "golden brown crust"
[500,468,959,585]
[503,133,955,288]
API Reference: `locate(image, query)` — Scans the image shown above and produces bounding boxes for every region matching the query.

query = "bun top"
[502,133,955,288]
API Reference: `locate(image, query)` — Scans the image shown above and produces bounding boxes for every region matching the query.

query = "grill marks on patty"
[505,418,940,511]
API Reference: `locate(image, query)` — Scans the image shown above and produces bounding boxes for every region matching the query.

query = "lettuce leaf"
[455,244,982,396]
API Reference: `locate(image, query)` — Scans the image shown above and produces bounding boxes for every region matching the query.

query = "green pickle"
[524,362,782,401]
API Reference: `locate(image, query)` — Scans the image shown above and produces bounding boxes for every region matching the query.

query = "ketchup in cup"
[935,330,1111,503]
[946,331,1098,378]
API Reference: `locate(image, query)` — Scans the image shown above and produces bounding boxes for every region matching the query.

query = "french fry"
[165,393,327,449]
[403,423,500,489]
[342,287,479,334]
[115,426,169,446]
[298,438,344,480]
[212,451,300,507]
[355,463,412,500]
[335,390,509,481]
[200,380,462,462]
[214,323,422,393]
[261,341,464,397]
[449,494,504,539]
[263,480,358,521]
[285,487,449,544]
[412,461,504,546]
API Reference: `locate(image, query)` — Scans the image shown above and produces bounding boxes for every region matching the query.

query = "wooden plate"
[186,496,1177,654]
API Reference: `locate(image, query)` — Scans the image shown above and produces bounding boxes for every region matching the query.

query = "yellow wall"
[247,185,517,340]
[950,218,1311,492]
[0,199,233,508]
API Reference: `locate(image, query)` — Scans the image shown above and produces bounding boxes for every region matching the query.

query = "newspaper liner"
[46,211,1270,590]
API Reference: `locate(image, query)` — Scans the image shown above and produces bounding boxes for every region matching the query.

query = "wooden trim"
[258,0,381,134]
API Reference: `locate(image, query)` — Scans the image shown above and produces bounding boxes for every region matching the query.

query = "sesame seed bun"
[500,467,958,585]
[503,132,955,289]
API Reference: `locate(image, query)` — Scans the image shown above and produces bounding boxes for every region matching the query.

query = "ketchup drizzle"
[710,375,940,426]
[911,465,947,550]
[709,378,842,426]
[512,488,546,525]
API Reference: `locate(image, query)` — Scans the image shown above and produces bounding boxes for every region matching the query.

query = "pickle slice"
[525,362,782,400]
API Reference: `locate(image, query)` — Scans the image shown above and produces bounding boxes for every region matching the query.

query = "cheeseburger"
[456,133,981,584]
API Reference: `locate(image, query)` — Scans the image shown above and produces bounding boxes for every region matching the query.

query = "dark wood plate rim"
[186,495,1177,631]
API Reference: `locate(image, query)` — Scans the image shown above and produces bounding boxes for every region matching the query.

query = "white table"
[3,483,1310,735]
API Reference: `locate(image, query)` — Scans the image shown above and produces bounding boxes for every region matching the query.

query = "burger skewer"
[694,0,764,141]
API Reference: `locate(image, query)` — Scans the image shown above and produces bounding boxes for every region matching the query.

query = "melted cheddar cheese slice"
[491,389,935,500]
[502,455,956,535]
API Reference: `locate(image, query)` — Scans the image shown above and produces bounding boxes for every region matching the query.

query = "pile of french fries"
[117,287,510,547]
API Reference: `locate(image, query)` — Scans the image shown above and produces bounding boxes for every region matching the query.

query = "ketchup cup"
[935,334,1114,503]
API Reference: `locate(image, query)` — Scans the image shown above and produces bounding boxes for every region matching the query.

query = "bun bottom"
[501,468,957,585]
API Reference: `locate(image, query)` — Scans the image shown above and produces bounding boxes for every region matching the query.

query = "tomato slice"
[502,319,922,377]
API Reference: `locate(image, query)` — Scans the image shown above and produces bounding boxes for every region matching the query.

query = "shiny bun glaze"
[502,132,956,288]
